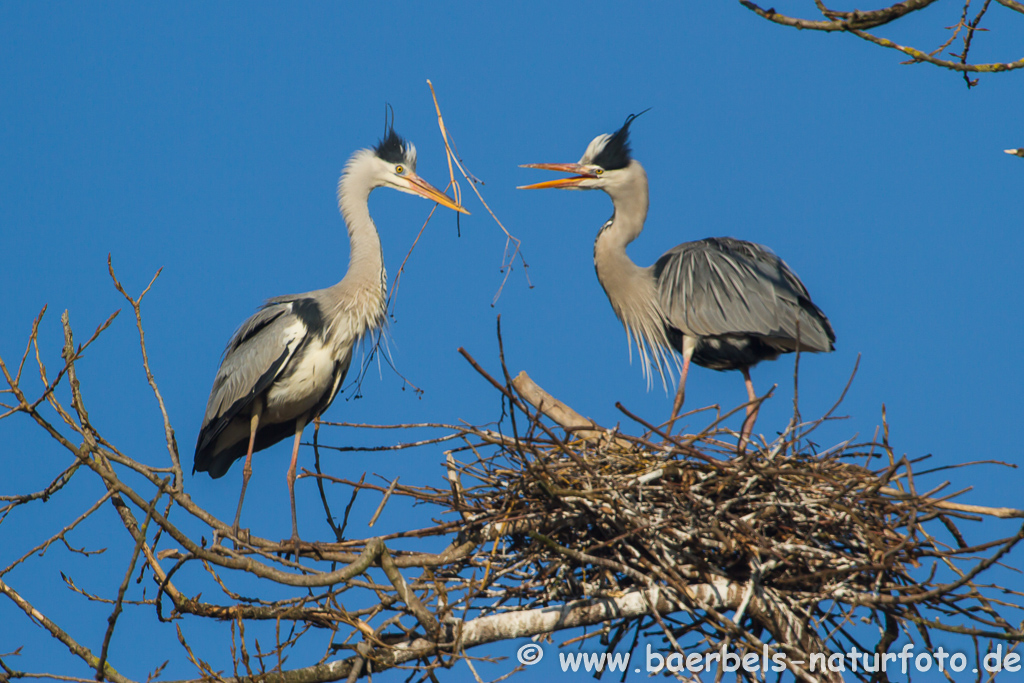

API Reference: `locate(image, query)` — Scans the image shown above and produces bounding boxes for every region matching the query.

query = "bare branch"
[739,0,1024,86]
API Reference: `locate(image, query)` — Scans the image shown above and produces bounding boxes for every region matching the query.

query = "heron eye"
[395,165,405,174]
[595,168,604,175]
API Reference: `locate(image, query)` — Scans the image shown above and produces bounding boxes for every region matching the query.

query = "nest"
[458,436,914,601]
[416,358,1024,682]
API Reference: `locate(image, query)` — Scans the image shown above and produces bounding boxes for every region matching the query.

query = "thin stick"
[368,477,399,527]
[426,80,532,304]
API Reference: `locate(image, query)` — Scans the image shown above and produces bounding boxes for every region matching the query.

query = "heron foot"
[281,533,304,560]
[230,525,251,549]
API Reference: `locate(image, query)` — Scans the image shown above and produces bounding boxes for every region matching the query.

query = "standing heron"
[194,125,468,544]
[519,114,834,440]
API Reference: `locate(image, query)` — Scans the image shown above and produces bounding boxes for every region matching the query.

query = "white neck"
[326,153,387,342]
[591,160,676,388]
[595,160,649,251]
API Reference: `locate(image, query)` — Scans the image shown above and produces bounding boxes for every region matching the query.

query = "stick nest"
[459,437,916,601]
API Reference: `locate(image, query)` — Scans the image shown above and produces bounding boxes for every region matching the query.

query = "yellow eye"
[595,168,604,175]
[395,165,405,174]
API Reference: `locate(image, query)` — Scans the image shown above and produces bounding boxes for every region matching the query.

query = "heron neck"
[330,161,387,336]
[592,160,674,388]
[593,160,650,291]
[599,160,649,250]
[338,183,385,284]
[336,154,386,281]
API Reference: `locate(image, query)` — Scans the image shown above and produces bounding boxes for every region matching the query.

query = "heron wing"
[653,237,834,351]
[193,301,307,468]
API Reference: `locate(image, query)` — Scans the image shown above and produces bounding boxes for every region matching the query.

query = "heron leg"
[670,357,690,420]
[231,399,262,544]
[667,336,696,436]
[739,367,758,448]
[286,416,307,553]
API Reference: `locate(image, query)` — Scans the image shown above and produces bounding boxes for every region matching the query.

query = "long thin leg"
[286,415,307,546]
[232,397,263,542]
[668,336,696,436]
[739,367,758,448]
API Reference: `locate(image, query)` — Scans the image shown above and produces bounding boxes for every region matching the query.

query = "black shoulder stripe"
[290,297,326,338]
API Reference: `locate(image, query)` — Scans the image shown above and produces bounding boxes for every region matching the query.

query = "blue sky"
[2,3,1022,681]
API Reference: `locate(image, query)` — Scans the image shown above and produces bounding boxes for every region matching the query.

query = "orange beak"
[517,163,597,190]
[407,173,470,214]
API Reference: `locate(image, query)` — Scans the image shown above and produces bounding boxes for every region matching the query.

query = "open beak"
[517,163,596,190]
[407,173,470,214]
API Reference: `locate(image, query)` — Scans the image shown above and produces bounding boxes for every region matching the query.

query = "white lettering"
[722,649,741,672]
[898,643,914,673]
[846,647,860,672]
[645,644,664,673]
[983,645,1003,672]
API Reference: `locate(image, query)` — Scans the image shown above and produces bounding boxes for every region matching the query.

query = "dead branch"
[740,0,1024,88]
[3,272,1023,683]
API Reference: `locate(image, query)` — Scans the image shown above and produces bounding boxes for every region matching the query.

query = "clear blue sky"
[2,3,1022,682]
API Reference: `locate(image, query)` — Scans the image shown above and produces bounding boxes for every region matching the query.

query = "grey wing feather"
[653,238,834,351]
[197,302,304,447]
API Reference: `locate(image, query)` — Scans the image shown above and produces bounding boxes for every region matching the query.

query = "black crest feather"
[592,109,650,171]
[374,127,407,164]
[374,104,407,163]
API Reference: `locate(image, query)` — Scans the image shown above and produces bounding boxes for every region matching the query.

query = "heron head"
[518,111,646,191]
[365,128,468,214]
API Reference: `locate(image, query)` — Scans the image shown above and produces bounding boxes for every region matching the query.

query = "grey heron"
[519,114,834,440]
[194,125,468,544]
